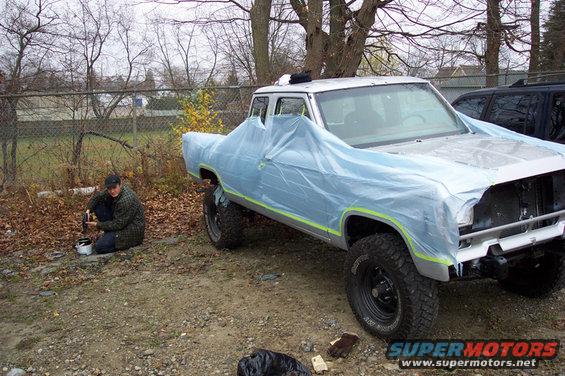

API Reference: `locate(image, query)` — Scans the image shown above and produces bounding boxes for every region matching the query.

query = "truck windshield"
[315,83,467,148]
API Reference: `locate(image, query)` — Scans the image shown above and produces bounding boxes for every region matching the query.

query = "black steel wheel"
[359,265,400,326]
[344,233,438,339]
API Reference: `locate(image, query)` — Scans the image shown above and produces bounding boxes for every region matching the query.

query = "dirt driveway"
[1,222,564,375]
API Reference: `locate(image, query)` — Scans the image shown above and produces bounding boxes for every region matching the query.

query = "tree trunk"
[70,130,134,187]
[303,0,324,79]
[70,129,85,187]
[324,0,347,77]
[292,0,390,79]
[0,97,19,185]
[337,0,384,77]
[250,0,272,84]
[528,0,540,76]
[485,0,502,87]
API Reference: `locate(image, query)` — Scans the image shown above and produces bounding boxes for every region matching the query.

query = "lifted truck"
[182,75,565,339]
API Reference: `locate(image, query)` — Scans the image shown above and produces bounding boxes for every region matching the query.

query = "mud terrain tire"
[344,233,439,339]
[499,250,565,298]
[203,186,243,249]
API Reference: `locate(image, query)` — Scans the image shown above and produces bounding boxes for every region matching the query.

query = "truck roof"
[254,76,428,94]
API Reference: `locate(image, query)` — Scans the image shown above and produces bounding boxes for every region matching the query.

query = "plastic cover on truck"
[182,113,565,269]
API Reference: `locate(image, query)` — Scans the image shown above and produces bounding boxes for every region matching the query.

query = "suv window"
[275,97,310,119]
[452,96,487,119]
[486,94,540,136]
[249,96,269,124]
[548,92,565,143]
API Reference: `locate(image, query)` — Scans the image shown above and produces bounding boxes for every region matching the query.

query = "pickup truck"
[182,75,565,339]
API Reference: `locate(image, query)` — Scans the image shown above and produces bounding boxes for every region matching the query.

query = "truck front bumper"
[457,209,565,263]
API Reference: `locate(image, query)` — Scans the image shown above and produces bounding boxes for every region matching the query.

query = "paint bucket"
[75,237,93,255]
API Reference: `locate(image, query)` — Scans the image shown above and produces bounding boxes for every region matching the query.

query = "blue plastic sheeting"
[459,113,565,155]
[182,114,564,268]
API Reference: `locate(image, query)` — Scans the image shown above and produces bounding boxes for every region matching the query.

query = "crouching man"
[86,174,145,254]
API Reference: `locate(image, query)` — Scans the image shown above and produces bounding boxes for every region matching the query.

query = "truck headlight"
[457,206,474,227]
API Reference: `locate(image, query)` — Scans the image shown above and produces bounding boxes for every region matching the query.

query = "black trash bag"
[237,349,312,376]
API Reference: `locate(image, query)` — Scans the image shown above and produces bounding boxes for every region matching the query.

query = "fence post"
[132,92,138,148]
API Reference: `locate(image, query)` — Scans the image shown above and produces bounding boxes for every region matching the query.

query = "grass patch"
[0,285,17,301]
[148,337,162,348]
[10,312,39,325]
[12,129,172,185]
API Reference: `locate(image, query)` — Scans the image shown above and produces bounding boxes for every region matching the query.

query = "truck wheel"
[203,186,243,249]
[498,252,564,298]
[344,233,438,339]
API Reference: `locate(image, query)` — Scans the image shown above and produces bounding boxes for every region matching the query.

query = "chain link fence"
[1,70,563,190]
[0,86,259,190]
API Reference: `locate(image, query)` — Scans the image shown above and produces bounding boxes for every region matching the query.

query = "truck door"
[258,94,330,241]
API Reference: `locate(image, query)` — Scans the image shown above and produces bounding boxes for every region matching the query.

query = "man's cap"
[104,174,121,188]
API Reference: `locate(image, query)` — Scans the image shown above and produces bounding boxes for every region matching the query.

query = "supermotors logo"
[386,339,560,369]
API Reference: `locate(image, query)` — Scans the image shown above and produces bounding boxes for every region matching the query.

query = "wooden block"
[311,355,328,374]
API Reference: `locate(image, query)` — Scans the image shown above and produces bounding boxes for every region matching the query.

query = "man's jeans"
[93,202,116,254]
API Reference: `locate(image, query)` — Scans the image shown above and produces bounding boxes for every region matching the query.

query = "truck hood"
[371,133,565,184]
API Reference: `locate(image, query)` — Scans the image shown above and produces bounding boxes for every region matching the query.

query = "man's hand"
[86,221,97,227]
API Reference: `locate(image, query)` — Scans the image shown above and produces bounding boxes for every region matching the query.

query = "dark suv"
[452,81,565,143]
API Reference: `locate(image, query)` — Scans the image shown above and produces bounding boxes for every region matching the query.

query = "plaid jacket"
[88,186,145,250]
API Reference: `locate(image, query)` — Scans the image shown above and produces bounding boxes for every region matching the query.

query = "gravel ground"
[1,221,564,376]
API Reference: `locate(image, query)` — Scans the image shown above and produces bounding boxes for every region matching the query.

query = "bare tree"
[391,0,535,82]
[268,4,305,79]
[63,0,150,118]
[156,0,303,84]
[193,0,520,80]
[250,0,272,84]
[153,18,200,88]
[58,0,150,184]
[528,0,540,75]
[484,0,502,86]
[210,16,256,82]
[0,0,57,187]
[176,26,198,86]
[202,29,221,86]
[294,0,324,78]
